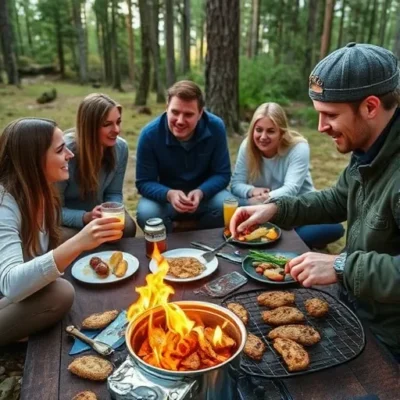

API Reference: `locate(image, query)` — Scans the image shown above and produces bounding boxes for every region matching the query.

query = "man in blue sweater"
[136,80,232,232]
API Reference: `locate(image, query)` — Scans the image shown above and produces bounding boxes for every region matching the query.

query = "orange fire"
[127,243,236,371]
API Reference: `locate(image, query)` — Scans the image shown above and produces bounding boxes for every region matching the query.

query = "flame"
[212,325,223,347]
[128,243,236,371]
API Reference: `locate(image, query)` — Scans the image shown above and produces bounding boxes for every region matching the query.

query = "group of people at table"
[0,42,399,365]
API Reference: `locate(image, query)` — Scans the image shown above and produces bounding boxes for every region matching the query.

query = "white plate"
[148,248,218,282]
[71,251,139,284]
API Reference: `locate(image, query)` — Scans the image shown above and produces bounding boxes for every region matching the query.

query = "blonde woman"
[0,118,123,345]
[59,93,136,240]
[231,102,344,248]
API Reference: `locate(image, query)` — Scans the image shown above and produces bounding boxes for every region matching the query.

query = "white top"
[0,188,62,302]
[231,138,315,199]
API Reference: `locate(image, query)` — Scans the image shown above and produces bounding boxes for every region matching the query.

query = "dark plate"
[242,250,298,285]
[223,222,282,247]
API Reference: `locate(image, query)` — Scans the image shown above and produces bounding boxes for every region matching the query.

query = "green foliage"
[289,106,319,129]
[239,55,306,110]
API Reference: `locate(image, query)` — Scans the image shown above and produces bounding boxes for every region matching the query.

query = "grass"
[0,80,349,253]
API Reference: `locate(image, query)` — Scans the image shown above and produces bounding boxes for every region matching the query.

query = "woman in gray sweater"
[58,93,136,241]
[231,102,344,248]
[0,118,124,345]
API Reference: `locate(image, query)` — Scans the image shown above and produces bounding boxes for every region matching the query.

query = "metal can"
[144,218,167,258]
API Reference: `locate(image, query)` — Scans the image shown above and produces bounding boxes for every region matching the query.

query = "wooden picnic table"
[21,228,399,400]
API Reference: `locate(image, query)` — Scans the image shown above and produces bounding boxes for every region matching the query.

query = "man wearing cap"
[229,43,400,359]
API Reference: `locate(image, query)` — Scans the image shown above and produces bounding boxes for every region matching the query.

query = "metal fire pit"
[108,301,246,400]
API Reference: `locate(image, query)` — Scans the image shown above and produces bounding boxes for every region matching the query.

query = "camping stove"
[108,301,246,400]
[107,356,197,400]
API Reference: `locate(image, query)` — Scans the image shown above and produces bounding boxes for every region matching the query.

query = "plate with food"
[148,248,218,282]
[242,250,298,285]
[223,223,281,246]
[71,251,139,284]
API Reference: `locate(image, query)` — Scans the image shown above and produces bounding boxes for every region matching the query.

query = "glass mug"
[223,198,239,228]
[100,202,125,226]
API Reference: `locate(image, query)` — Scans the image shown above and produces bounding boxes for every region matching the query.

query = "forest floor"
[0,79,349,399]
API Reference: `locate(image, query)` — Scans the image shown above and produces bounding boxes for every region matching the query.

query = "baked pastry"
[257,291,295,308]
[305,298,329,317]
[268,324,321,346]
[262,306,305,326]
[114,259,128,277]
[244,333,267,361]
[81,310,119,330]
[72,391,97,400]
[227,302,249,325]
[68,356,113,381]
[273,338,310,372]
[109,251,123,272]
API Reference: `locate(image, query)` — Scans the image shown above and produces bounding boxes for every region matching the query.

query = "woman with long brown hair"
[231,102,344,249]
[0,118,124,346]
[59,93,136,240]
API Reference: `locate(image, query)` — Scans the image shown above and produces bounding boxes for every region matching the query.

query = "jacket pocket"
[365,211,389,230]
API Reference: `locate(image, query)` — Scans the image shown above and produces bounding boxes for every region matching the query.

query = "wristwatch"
[333,252,347,284]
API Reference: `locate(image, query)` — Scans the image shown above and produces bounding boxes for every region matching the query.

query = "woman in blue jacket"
[231,102,344,249]
[58,93,136,241]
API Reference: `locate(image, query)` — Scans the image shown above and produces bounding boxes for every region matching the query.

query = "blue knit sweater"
[136,111,231,202]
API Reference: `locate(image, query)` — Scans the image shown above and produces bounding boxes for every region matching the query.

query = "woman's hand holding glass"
[82,205,103,225]
[75,217,124,251]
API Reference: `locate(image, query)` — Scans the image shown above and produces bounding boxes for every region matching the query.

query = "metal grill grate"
[222,288,365,379]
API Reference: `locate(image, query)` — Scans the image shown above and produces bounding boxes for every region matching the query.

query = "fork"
[201,237,234,262]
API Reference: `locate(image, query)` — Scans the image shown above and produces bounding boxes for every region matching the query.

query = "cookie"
[268,324,321,346]
[81,309,119,330]
[227,302,249,325]
[68,355,113,381]
[244,333,267,361]
[257,291,295,308]
[273,338,310,372]
[262,306,305,326]
[305,298,329,318]
[72,391,98,400]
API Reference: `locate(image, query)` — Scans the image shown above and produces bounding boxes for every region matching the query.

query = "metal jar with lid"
[144,218,167,258]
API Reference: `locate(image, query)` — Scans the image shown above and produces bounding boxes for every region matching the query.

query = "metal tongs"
[66,325,114,356]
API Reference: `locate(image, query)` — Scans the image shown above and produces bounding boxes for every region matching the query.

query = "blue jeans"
[295,223,345,249]
[137,190,233,233]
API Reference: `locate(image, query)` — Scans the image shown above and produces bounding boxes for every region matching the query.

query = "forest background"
[1,0,400,253]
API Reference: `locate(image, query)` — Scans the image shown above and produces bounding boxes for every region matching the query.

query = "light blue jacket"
[58,132,128,228]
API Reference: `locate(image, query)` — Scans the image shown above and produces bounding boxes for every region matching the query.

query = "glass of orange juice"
[223,198,239,228]
[100,202,125,226]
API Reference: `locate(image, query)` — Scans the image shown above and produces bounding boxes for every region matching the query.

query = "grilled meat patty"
[262,306,305,326]
[257,291,295,308]
[268,324,321,346]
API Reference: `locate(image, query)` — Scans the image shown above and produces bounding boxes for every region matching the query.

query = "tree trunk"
[12,1,24,57]
[392,1,400,58]
[53,6,65,78]
[249,0,260,58]
[165,0,176,87]
[368,0,379,43]
[72,0,88,84]
[181,0,190,74]
[111,0,122,91]
[0,0,19,85]
[360,0,372,43]
[378,0,392,46]
[149,0,165,102]
[304,0,318,76]
[337,0,346,47]
[126,0,135,83]
[348,0,362,42]
[320,0,335,59]
[205,0,240,135]
[22,0,33,55]
[135,0,151,106]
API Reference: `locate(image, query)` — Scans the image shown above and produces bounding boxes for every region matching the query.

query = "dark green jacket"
[273,113,400,353]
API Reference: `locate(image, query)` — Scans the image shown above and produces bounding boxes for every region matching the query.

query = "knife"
[191,241,243,264]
